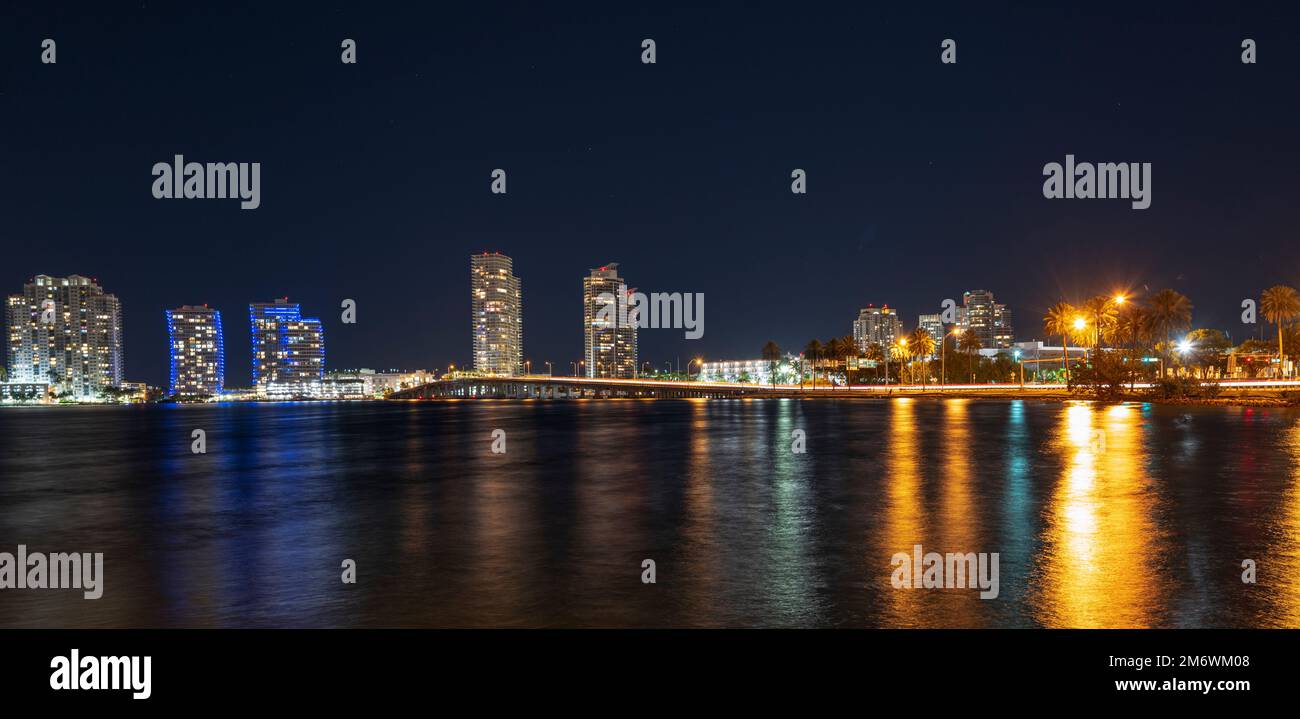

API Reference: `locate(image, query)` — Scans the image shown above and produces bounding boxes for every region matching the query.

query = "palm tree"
[803,339,822,389]
[761,340,782,389]
[864,343,884,383]
[889,340,912,384]
[1146,289,1194,379]
[1261,285,1300,378]
[958,331,982,383]
[836,335,858,385]
[1044,302,1076,385]
[909,327,936,387]
[1081,295,1119,349]
[1114,302,1148,389]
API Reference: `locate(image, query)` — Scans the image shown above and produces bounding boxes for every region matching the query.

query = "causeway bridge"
[388,375,1300,401]
[389,376,784,399]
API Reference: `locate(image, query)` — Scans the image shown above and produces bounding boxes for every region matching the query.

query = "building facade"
[249,299,325,398]
[963,290,1015,349]
[918,313,944,343]
[852,304,903,352]
[993,303,1015,348]
[166,305,225,396]
[583,263,637,378]
[470,252,524,376]
[6,274,123,399]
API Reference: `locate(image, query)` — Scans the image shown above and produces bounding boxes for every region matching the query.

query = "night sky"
[3,2,1299,387]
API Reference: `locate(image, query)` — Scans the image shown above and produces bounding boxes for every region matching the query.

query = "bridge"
[390,375,786,399]
[388,375,1300,400]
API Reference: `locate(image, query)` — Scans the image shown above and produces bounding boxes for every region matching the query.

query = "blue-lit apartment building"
[165,304,225,397]
[249,299,325,398]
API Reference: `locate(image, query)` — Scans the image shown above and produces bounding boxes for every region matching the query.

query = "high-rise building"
[166,305,225,397]
[470,252,523,376]
[583,263,637,378]
[6,274,123,398]
[962,290,995,349]
[249,299,325,398]
[852,304,903,352]
[993,303,1015,348]
[962,290,1015,349]
[918,313,945,343]
[963,289,994,348]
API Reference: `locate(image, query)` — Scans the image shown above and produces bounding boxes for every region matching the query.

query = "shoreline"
[5,390,1298,409]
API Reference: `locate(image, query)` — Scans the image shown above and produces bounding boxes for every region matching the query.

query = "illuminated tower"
[583,263,637,378]
[166,305,225,396]
[6,274,123,398]
[470,252,524,376]
[249,298,325,398]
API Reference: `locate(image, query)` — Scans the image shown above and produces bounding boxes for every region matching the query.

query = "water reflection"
[2,400,1299,627]
[879,398,925,626]
[1033,402,1168,627]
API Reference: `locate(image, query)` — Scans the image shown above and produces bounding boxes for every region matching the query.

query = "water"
[1,398,1298,628]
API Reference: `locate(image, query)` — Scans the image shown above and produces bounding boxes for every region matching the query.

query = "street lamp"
[942,327,961,390]
[689,357,703,379]
[544,361,552,376]
[898,338,909,386]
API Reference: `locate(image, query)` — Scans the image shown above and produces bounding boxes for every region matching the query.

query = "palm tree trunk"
[1280,322,1286,379]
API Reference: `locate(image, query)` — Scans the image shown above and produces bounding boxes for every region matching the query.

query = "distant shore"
[6,388,1298,409]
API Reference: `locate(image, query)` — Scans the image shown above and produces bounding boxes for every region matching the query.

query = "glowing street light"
[941,326,962,390]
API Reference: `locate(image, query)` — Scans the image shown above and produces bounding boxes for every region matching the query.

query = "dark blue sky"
[3,2,1299,386]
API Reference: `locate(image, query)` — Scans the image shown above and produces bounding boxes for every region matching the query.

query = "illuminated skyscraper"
[166,305,225,397]
[852,304,902,352]
[918,313,945,352]
[583,263,637,378]
[249,299,324,398]
[470,252,523,376]
[993,303,1015,348]
[6,274,123,398]
[963,290,1014,349]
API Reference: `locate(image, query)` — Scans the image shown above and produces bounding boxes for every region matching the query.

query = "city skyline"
[3,5,1295,389]
[1,265,1287,392]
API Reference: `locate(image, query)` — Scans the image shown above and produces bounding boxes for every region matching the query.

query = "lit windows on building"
[249,299,325,398]
[166,305,225,397]
[470,253,523,376]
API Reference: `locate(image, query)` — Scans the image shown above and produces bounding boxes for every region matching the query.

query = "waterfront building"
[470,252,524,376]
[249,299,325,398]
[852,304,903,352]
[166,305,225,397]
[583,263,637,378]
[5,274,123,399]
[962,290,1015,349]
[699,356,799,385]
